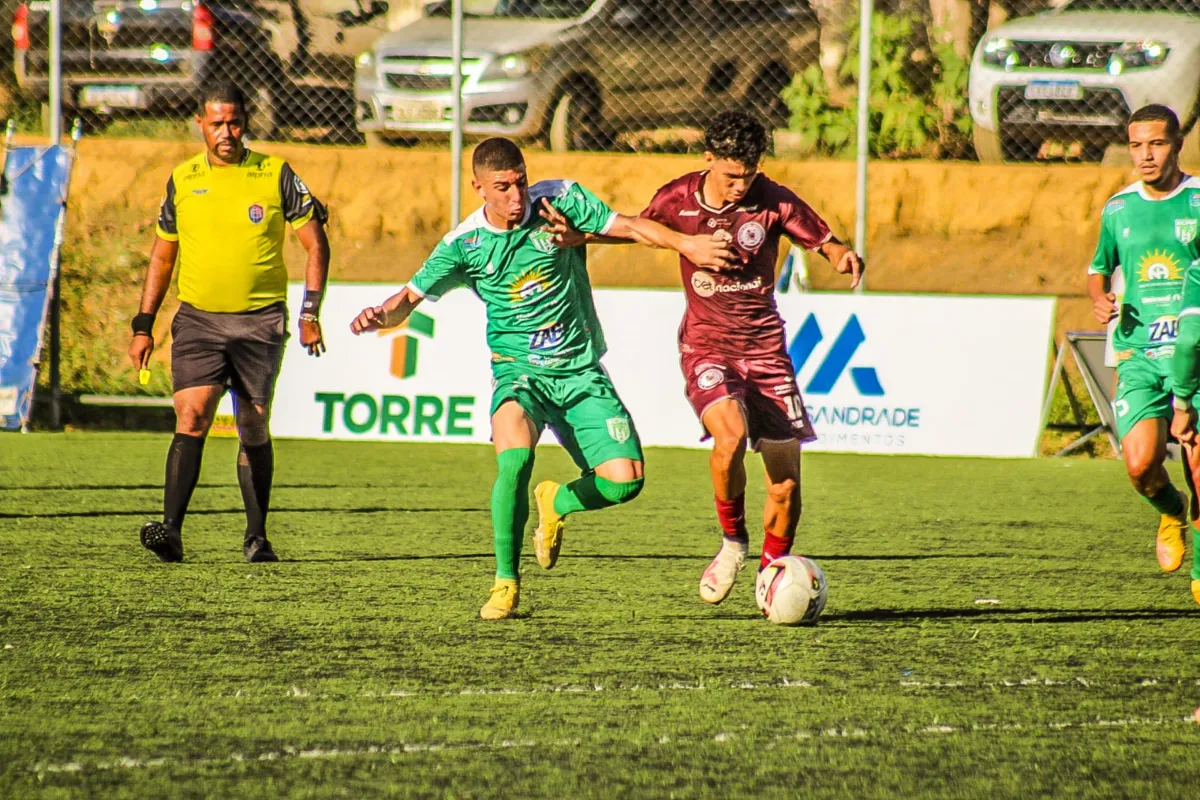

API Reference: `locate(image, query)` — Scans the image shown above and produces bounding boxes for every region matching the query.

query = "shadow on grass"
[0,507,488,519]
[674,607,1197,623]
[823,607,1198,624]
[0,483,394,492]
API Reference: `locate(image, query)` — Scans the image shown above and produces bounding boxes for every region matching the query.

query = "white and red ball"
[755,555,828,625]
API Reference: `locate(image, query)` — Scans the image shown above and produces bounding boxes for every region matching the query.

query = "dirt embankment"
[66,139,1130,341]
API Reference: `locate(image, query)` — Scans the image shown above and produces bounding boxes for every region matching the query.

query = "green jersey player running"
[350,138,733,619]
[1088,104,1200,588]
[1151,107,1200,607]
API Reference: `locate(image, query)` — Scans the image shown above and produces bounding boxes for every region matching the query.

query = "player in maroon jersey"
[545,111,863,606]
[642,111,863,605]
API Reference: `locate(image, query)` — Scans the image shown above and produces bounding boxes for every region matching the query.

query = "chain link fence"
[2,0,1199,160]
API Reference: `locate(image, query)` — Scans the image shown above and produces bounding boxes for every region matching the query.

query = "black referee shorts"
[171,302,288,406]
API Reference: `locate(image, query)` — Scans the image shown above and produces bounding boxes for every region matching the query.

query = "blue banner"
[0,145,74,432]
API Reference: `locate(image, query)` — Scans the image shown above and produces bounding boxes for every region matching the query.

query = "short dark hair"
[704,111,769,167]
[199,83,247,117]
[472,138,525,173]
[1128,104,1180,140]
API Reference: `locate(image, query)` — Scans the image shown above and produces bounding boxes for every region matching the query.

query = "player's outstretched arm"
[127,235,179,371]
[539,199,630,248]
[350,286,423,335]
[817,238,865,290]
[606,215,734,269]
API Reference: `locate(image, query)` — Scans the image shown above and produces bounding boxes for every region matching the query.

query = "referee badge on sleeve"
[248,204,265,223]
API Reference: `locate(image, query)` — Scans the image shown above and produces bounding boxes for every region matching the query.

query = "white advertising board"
[247,284,1053,458]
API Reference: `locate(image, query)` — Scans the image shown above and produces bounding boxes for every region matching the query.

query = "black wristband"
[302,289,323,317]
[131,312,155,336]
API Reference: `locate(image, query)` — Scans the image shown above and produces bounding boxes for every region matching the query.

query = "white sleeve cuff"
[598,212,618,236]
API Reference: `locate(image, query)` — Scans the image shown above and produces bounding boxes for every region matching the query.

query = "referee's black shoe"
[140,521,184,563]
[244,538,279,563]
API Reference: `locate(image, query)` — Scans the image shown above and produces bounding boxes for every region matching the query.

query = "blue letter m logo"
[788,313,884,396]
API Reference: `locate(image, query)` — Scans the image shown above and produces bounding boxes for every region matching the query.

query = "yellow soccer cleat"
[1156,506,1187,573]
[1191,580,1200,607]
[533,480,565,570]
[480,578,520,620]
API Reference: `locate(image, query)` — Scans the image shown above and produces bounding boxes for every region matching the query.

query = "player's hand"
[1092,292,1118,325]
[128,334,154,371]
[350,305,391,335]
[539,199,586,249]
[832,247,865,290]
[299,316,325,357]
[681,233,735,270]
[1172,406,1197,445]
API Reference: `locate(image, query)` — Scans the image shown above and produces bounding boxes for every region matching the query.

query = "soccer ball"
[755,555,828,626]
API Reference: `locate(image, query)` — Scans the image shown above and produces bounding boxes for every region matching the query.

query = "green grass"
[1,433,1197,798]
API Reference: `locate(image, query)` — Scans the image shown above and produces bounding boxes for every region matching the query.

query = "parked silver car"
[969,0,1200,162]
[355,0,818,150]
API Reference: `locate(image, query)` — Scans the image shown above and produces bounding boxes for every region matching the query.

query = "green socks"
[1146,484,1184,517]
[491,455,644,579]
[491,448,534,581]
[1193,525,1200,581]
[553,475,644,516]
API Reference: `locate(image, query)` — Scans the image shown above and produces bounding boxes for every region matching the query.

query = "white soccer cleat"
[699,538,748,605]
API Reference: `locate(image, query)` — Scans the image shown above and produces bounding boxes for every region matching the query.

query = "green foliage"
[783,13,973,159]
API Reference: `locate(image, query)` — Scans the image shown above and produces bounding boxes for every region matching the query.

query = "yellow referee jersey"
[155,150,328,313]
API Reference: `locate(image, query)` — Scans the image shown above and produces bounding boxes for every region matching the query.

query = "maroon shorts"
[681,351,817,448]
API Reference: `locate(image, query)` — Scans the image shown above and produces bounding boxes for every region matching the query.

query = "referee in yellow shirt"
[127,83,330,564]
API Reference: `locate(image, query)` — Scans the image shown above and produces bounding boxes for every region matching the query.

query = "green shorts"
[490,362,643,471]
[1114,351,1175,441]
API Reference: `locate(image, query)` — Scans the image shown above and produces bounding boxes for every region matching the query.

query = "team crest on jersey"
[248,204,265,223]
[1136,250,1183,282]
[530,229,558,254]
[736,221,766,250]
[697,368,725,390]
[463,234,482,252]
[606,417,631,444]
[1191,195,1200,208]
[1104,199,1125,215]
[1176,219,1197,245]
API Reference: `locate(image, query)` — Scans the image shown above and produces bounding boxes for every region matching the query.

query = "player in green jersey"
[1088,105,1200,588]
[1136,108,1200,604]
[350,138,733,619]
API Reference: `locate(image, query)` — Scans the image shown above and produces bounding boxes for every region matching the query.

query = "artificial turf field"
[1,432,1197,798]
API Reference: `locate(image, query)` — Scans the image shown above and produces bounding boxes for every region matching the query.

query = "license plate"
[1024,81,1082,101]
[389,100,443,122]
[79,85,145,109]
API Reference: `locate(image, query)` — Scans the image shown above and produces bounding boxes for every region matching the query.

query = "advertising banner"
[0,146,74,432]
[255,284,1053,458]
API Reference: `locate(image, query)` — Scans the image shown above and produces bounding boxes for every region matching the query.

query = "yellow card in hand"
[139,369,151,386]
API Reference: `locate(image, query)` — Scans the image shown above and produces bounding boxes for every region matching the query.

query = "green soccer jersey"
[1089,176,1200,361]
[408,180,617,373]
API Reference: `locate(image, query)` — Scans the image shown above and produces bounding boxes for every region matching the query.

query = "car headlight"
[479,49,546,82]
[356,51,375,77]
[1107,41,1170,75]
[981,37,1020,70]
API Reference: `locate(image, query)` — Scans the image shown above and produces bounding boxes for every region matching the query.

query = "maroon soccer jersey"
[641,171,832,358]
